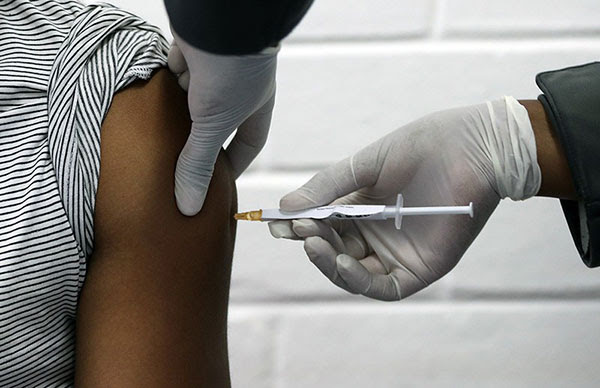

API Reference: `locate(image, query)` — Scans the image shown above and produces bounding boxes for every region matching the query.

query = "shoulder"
[93,68,237,257]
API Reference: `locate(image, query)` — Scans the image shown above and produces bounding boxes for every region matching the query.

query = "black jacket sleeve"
[164,0,314,55]
[536,62,600,267]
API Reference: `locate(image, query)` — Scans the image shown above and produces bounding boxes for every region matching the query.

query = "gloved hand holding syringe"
[235,194,473,230]
[251,97,541,302]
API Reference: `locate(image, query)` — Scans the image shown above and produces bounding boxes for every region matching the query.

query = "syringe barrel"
[383,205,472,217]
[382,208,397,218]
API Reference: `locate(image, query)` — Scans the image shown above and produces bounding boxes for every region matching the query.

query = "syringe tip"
[234,210,263,221]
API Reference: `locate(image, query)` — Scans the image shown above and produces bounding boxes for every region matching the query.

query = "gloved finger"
[324,217,371,259]
[304,236,354,294]
[268,218,369,261]
[336,254,401,301]
[357,250,385,273]
[174,124,230,216]
[291,218,369,259]
[176,70,190,91]
[279,143,383,211]
[291,219,345,252]
[268,220,302,240]
[167,42,188,75]
[226,93,275,179]
[269,218,346,245]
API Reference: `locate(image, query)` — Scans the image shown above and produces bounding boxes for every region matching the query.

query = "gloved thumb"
[280,147,381,211]
[167,42,190,91]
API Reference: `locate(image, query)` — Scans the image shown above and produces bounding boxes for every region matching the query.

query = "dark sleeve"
[164,0,314,55]
[535,62,600,267]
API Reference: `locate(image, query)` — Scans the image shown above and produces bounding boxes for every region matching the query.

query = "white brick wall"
[261,40,600,167]
[442,0,600,36]
[288,0,433,41]
[230,302,600,388]
[104,0,600,386]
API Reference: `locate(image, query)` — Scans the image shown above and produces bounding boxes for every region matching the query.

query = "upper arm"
[74,69,236,387]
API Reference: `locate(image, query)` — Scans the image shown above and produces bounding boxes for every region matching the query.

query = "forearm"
[519,99,577,200]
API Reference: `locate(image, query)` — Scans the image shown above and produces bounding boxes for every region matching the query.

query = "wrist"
[480,96,541,201]
[518,100,577,200]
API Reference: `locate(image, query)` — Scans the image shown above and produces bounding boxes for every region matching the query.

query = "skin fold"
[74,69,236,387]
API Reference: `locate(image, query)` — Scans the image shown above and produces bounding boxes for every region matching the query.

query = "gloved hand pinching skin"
[168,31,278,216]
[269,97,541,301]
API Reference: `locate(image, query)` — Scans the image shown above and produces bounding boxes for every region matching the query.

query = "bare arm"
[74,69,236,387]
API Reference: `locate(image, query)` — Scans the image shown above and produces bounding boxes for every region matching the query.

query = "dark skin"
[74,69,236,387]
[519,100,577,200]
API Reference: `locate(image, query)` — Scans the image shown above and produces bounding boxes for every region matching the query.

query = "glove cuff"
[485,96,542,201]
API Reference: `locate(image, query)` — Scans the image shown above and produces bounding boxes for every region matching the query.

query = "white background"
[101,1,600,386]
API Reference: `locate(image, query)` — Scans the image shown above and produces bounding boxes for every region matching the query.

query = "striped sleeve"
[0,1,168,386]
[47,3,169,259]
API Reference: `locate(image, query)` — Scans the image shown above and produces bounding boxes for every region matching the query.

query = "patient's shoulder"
[93,68,236,255]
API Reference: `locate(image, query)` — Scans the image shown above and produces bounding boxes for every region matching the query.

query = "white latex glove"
[168,31,278,215]
[269,97,541,301]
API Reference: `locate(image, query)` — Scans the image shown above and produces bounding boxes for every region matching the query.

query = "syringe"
[234,194,473,230]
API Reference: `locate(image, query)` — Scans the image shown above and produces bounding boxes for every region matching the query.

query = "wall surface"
[104,1,600,386]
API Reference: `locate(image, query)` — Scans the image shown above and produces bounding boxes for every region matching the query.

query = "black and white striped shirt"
[0,1,168,385]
